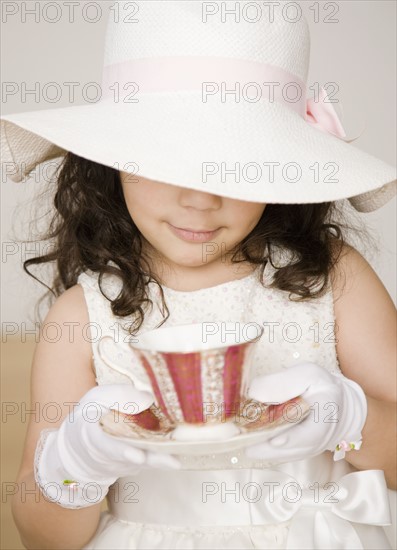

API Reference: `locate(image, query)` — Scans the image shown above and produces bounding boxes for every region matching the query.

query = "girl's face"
[120,172,266,272]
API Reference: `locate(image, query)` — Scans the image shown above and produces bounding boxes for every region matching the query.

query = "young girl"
[2,2,396,549]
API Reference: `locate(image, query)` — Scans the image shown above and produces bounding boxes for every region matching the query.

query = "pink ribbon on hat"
[306,87,347,139]
[102,57,347,140]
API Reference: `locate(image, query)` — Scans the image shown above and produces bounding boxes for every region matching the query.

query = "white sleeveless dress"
[78,258,392,549]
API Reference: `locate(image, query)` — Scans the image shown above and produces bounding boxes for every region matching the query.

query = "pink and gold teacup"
[98,322,264,441]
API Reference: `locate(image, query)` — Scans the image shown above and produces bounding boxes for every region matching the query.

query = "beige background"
[1,1,396,549]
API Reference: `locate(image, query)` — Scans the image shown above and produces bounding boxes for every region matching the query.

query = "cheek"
[122,181,162,220]
[233,205,266,232]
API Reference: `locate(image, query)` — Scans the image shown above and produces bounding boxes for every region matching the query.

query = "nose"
[178,187,222,211]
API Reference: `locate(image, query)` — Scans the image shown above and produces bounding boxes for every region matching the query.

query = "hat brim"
[1,93,396,212]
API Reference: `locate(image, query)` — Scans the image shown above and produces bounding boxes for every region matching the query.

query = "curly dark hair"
[16,152,376,336]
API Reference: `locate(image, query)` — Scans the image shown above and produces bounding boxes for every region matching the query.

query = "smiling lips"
[168,223,221,243]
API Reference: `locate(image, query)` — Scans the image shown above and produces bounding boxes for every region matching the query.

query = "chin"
[167,252,215,268]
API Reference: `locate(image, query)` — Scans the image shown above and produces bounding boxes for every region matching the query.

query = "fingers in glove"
[76,384,155,414]
[244,417,320,462]
[145,451,182,470]
[248,362,327,403]
[87,413,182,470]
[81,418,148,465]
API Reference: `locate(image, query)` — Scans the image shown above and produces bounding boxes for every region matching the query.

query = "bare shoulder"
[17,284,98,480]
[47,282,91,328]
[330,242,396,402]
[330,242,381,298]
[34,283,95,377]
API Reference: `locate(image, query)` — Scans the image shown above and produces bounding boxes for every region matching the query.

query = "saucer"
[100,413,308,455]
[99,397,310,455]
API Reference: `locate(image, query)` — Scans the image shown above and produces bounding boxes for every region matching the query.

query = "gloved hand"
[34,384,181,509]
[244,362,367,464]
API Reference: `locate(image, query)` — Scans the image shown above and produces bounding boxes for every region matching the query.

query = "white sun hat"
[1,0,396,212]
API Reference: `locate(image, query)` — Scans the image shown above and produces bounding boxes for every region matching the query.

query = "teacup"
[98,322,264,441]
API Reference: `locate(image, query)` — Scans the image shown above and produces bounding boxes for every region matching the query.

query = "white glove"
[245,362,367,464]
[34,384,181,509]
